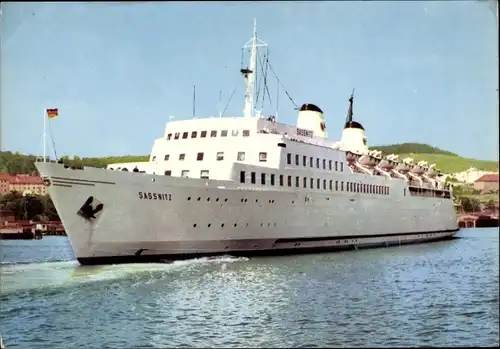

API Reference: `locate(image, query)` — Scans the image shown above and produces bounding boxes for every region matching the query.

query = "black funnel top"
[344,120,365,131]
[299,103,323,113]
[344,91,365,130]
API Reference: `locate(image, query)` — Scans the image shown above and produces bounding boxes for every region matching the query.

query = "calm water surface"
[1,228,498,348]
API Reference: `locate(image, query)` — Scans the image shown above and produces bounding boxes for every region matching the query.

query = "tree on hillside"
[458,197,481,213]
[446,177,459,183]
[0,151,38,174]
[0,192,60,221]
[484,199,499,211]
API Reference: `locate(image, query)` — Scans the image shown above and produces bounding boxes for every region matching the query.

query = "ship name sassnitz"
[138,192,172,201]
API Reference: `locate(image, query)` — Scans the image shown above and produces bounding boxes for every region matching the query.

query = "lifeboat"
[386,154,399,162]
[395,157,414,173]
[411,160,429,175]
[378,154,398,171]
[345,151,362,163]
[371,149,383,158]
[358,150,382,167]
[425,163,438,178]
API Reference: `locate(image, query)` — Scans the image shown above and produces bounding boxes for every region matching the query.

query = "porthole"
[221,223,225,228]
[207,198,210,202]
[260,223,263,227]
[268,223,271,227]
[225,198,228,202]
[216,198,219,202]
[255,199,258,203]
[197,197,201,201]
[292,201,295,204]
[234,223,237,227]
[244,199,248,202]
[193,224,197,228]
[245,223,249,227]
[208,223,211,227]
[187,197,191,201]
[273,223,276,227]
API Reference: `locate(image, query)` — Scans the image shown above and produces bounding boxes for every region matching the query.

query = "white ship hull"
[36,162,459,265]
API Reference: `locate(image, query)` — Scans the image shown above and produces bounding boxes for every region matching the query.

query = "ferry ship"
[35,21,459,265]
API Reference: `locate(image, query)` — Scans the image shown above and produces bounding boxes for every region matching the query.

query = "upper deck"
[162,116,341,152]
[108,115,347,178]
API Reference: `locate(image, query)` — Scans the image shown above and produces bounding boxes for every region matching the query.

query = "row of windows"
[167,129,250,141]
[240,171,390,195]
[164,170,209,179]
[187,196,275,204]
[288,153,344,172]
[165,169,390,195]
[153,151,267,162]
[409,186,451,199]
[191,222,277,228]
[118,167,145,173]
[129,169,449,200]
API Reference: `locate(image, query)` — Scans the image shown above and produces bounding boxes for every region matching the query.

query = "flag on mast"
[46,108,59,119]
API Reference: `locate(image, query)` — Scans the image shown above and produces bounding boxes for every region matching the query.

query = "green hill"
[0,151,148,175]
[0,142,498,175]
[394,153,497,174]
[369,143,498,174]
[370,143,458,156]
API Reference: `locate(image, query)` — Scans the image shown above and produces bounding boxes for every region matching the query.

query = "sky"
[1,1,498,161]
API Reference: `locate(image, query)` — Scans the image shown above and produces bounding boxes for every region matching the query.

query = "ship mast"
[241,19,267,118]
[345,89,355,124]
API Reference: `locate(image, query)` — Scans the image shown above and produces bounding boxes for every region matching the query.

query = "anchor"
[77,196,104,220]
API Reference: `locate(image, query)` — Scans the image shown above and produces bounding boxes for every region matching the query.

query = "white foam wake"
[0,255,248,295]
